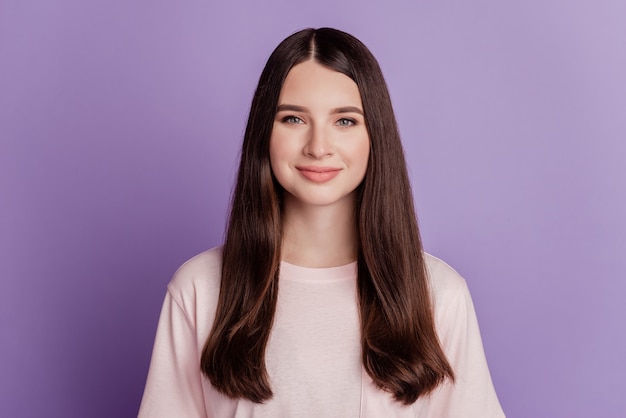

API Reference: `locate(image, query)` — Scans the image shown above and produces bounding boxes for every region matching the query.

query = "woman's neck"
[280,194,358,268]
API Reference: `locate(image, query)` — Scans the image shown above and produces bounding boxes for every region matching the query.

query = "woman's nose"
[303,125,333,159]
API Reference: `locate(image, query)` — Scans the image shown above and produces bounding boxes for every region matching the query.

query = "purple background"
[1,1,625,417]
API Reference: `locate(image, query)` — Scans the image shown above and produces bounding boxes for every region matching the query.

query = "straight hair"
[201,27,454,405]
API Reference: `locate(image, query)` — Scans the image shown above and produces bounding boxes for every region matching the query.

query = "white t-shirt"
[138,247,505,417]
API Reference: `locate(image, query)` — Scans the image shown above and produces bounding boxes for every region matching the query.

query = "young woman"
[139,28,505,417]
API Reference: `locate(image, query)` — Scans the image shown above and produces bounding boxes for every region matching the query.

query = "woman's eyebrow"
[332,106,363,116]
[276,104,308,113]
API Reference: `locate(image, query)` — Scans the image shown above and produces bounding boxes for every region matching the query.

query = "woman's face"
[269,59,370,209]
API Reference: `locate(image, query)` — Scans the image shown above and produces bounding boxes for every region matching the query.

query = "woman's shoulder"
[423,252,470,307]
[167,246,223,300]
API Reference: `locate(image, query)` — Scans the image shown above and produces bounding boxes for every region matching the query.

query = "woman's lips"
[296,166,341,183]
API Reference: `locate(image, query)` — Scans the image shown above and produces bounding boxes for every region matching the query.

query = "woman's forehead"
[278,60,362,110]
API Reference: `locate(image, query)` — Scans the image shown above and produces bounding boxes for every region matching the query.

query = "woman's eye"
[282,115,304,124]
[336,118,355,127]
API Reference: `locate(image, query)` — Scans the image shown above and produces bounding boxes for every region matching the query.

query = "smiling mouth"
[296,166,341,183]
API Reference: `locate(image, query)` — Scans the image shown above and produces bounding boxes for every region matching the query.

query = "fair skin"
[269,59,370,268]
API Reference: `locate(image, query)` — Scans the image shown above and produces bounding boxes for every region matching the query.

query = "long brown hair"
[201,27,454,405]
